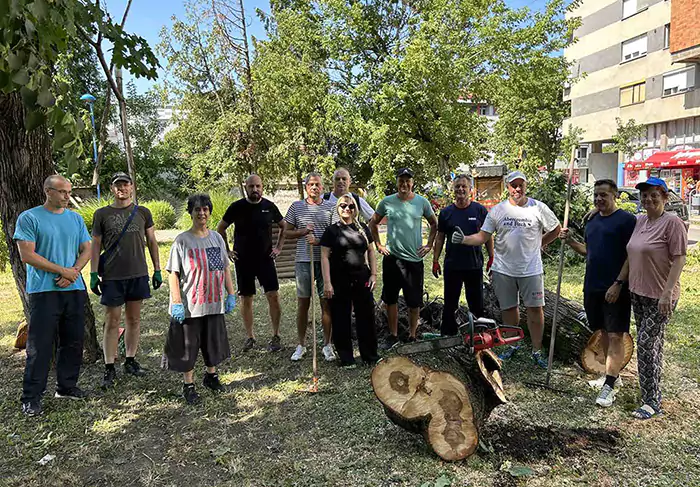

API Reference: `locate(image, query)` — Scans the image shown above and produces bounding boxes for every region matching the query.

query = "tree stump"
[371,349,506,461]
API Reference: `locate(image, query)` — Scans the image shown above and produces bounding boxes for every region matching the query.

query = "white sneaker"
[596,384,616,407]
[291,345,306,361]
[322,344,337,362]
[588,376,622,389]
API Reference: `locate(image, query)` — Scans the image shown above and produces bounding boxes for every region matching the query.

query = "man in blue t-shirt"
[432,175,494,335]
[13,175,92,416]
[561,179,636,409]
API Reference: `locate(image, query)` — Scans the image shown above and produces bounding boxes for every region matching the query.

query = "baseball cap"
[505,170,527,184]
[111,172,132,185]
[635,177,668,192]
[396,167,414,178]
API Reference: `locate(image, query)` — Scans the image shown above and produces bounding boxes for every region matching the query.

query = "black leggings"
[330,277,379,365]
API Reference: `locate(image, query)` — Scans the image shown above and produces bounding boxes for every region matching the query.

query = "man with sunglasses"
[14,175,92,416]
[432,175,494,335]
[369,167,438,348]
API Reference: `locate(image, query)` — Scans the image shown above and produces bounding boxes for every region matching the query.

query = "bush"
[73,197,113,233]
[143,200,176,230]
[176,190,237,230]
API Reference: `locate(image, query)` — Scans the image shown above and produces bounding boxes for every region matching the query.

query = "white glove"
[451,226,465,245]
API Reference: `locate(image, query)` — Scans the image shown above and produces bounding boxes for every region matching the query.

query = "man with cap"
[369,167,438,348]
[457,170,560,367]
[90,172,162,389]
[217,174,286,353]
[323,167,375,222]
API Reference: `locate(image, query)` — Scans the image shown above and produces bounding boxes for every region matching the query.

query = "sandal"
[631,404,662,420]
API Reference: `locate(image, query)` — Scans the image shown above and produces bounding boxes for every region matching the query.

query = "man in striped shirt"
[284,172,336,362]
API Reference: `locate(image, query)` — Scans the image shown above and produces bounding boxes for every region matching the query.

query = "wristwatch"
[614,279,626,285]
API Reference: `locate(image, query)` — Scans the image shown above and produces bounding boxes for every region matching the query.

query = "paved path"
[689,223,700,248]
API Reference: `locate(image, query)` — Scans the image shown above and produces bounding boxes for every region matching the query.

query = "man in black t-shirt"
[217,174,286,352]
[432,175,493,335]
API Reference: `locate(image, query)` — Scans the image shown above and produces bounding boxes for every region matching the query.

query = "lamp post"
[80,93,101,201]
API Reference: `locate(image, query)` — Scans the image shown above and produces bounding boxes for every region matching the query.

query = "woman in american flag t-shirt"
[164,194,237,405]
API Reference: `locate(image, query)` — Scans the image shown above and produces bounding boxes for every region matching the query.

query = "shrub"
[143,200,176,230]
[73,197,113,233]
[176,190,237,230]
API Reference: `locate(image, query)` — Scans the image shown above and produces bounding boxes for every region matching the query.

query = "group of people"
[13,166,687,419]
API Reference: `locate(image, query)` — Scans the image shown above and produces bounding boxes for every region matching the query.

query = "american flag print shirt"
[166,230,229,318]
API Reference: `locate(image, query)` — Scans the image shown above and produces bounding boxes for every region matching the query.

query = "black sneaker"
[242,337,256,352]
[203,372,226,393]
[102,366,117,389]
[54,387,88,400]
[21,401,42,416]
[267,335,282,352]
[123,358,147,377]
[381,334,400,350]
[183,383,201,405]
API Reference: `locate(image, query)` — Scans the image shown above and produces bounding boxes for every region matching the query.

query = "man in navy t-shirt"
[561,179,636,409]
[433,175,494,335]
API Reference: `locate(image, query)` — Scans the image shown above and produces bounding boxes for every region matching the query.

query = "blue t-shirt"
[13,206,91,293]
[376,193,435,262]
[584,209,637,293]
[438,202,489,271]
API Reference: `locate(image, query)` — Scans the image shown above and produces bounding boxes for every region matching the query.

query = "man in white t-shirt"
[323,167,375,222]
[456,171,561,367]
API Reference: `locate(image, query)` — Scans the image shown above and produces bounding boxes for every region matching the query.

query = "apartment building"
[564,0,700,197]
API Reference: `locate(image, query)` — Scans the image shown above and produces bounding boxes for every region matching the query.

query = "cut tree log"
[372,349,505,461]
[581,330,634,375]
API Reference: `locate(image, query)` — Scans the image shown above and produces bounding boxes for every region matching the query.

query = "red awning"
[624,150,700,170]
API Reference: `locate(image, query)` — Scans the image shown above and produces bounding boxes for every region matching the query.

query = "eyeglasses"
[339,203,356,210]
[48,187,71,196]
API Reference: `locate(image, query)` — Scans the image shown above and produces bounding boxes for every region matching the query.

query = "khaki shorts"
[491,272,545,310]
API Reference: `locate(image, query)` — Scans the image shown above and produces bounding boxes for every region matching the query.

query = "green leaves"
[24,109,45,130]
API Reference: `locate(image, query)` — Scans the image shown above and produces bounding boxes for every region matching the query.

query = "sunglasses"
[339,203,356,210]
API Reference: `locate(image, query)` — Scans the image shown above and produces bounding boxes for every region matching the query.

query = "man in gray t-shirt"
[90,172,162,389]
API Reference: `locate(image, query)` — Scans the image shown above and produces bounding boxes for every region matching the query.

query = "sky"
[105,0,550,94]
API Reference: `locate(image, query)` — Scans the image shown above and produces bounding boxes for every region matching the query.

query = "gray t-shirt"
[93,204,154,281]
[166,230,229,318]
[284,199,334,262]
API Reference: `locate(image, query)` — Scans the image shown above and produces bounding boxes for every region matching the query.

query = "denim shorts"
[295,262,324,298]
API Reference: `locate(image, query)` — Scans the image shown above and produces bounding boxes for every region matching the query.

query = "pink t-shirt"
[627,212,687,300]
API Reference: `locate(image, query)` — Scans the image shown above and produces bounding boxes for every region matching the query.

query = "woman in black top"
[320,194,379,366]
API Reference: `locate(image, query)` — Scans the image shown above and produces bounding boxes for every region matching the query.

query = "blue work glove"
[225,294,237,314]
[171,303,186,324]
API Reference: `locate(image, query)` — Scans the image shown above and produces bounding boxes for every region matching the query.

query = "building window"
[621,35,648,62]
[622,0,638,19]
[478,106,488,116]
[664,24,670,49]
[620,81,646,106]
[662,67,696,96]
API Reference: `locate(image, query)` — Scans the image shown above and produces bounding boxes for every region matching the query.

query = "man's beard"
[248,192,261,201]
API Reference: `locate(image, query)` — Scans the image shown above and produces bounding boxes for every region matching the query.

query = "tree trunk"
[372,350,506,461]
[0,92,100,363]
[116,67,138,203]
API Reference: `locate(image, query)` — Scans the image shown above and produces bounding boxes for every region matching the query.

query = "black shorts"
[381,255,424,309]
[235,257,279,296]
[163,314,231,372]
[584,288,631,334]
[100,276,151,307]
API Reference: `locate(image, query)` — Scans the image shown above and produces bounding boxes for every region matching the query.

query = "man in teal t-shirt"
[369,167,437,348]
[13,175,92,416]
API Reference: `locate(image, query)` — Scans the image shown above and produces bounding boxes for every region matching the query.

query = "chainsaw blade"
[394,336,464,355]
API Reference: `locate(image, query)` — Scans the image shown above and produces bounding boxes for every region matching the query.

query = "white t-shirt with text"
[481,198,559,277]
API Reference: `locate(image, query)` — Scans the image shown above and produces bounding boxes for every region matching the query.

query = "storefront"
[624,149,700,199]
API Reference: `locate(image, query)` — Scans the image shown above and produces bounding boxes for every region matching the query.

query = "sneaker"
[183,383,201,405]
[267,335,282,352]
[203,373,226,393]
[102,367,117,389]
[54,387,88,400]
[21,401,42,416]
[406,336,417,343]
[588,376,623,389]
[123,359,147,377]
[498,345,521,361]
[322,344,337,362]
[291,345,306,361]
[596,384,616,407]
[381,334,400,351]
[242,337,256,352]
[531,350,548,369]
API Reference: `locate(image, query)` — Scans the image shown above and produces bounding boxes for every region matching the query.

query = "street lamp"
[80,93,100,201]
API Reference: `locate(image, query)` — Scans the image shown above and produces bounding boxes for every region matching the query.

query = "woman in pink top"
[626,178,687,420]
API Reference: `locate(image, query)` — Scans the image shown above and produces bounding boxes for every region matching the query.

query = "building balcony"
[671,45,700,64]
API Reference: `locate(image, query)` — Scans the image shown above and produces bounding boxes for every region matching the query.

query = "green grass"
[0,244,699,486]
